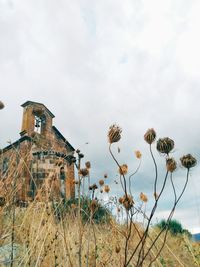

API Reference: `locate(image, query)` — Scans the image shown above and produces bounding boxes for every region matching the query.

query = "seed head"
[104,185,110,193]
[89,183,98,191]
[140,192,148,203]
[79,168,89,177]
[135,150,142,159]
[85,161,91,169]
[120,194,134,210]
[157,137,174,154]
[0,101,5,110]
[144,128,156,144]
[119,164,128,175]
[99,179,104,186]
[108,124,122,144]
[104,173,108,179]
[166,157,177,172]
[180,154,197,169]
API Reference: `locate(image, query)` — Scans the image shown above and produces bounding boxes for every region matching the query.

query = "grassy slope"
[0,202,200,267]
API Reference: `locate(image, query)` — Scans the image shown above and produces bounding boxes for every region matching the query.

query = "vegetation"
[156,219,192,238]
[0,101,199,267]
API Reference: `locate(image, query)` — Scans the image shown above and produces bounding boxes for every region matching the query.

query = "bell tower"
[20,101,55,138]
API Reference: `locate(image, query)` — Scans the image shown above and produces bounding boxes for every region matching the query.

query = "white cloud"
[0,0,200,232]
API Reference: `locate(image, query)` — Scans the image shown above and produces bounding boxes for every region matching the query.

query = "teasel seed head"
[180,154,197,169]
[144,128,156,144]
[157,137,174,154]
[166,157,177,172]
[108,124,122,144]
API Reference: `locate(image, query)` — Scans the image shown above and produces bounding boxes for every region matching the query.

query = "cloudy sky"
[0,0,200,233]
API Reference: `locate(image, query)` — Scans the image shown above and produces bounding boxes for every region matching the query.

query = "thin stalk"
[145,169,189,266]
[150,144,158,201]
[126,171,169,267]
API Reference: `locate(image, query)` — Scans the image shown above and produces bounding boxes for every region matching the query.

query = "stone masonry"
[0,101,75,201]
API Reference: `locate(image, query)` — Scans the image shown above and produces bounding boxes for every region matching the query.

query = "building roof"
[21,101,55,118]
[52,126,75,151]
[2,136,32,153]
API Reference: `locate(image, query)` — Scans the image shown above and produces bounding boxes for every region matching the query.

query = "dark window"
[60,167,65,180]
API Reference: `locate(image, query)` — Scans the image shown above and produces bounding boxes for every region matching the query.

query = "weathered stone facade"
[0,101,75,201]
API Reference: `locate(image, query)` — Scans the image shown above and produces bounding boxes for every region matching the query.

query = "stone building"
[0,101,76,201]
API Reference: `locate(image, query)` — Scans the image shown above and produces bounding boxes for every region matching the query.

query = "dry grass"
[0,202,199,267]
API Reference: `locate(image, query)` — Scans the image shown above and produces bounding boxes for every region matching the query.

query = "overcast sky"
[0,0,200,233]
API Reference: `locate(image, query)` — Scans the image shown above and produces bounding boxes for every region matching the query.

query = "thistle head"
[144,128,156,144]
[118,164,128,175]
[166,157,177,173]
[157,137,174,154]
[79,168,89,177]
[180,154,197,169]
[108,124,122,144]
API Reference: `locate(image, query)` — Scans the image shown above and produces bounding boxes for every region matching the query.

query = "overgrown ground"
[0,201,199,267]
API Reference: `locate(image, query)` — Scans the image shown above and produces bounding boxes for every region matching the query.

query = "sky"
[0,0,200,233]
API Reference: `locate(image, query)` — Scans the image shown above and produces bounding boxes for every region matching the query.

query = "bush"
[52,197,111,224]
[156,219,184,236]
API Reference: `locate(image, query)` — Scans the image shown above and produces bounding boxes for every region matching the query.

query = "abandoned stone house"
[0,101,76,201]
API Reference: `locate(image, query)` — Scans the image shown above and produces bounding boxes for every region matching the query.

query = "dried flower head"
[119,164,128,175]
[100,189,103,193]
[118,197,123,204]
[108,124,122,144]
[104,173,108,179]
[140,192,148,203]
[78,153,84,159]
[0,101,5,110]
[79,168,89,177]
[120,194,134,210]
[180,154,197,169]
[166,157,177,172]
[104,185,110,193]
[85,161,91,169]
[144,128,156,144]
[89,183,98,191]
[135,150,142,159]
[157,137,174,154]
[115,245,121,253]
[99,179,104,186]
